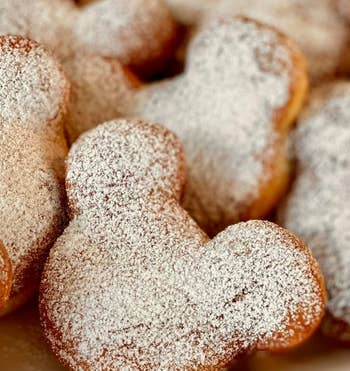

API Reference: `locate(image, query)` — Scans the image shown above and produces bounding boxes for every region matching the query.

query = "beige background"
[0,298,349,371]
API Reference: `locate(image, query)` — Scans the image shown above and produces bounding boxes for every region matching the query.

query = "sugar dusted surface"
[213,0,350,83]
[132,18,292,233]
[0,0,76,60]
[41,119,324,370]
[167,0,350,83]
[0,0,177,140]
[0,36,67,129]
[74,0,176,65]
[0,36,68,301]
[280,82,350,328]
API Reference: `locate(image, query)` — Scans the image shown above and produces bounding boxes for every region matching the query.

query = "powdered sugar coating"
[74,0,178,69]
[131,18,301,234]
[279,82,350,340]
[0,36,68,131]
[0,0,177,142]
[213,0,350,83]
[166,0,350,83]
[0,0,178,73]
[0,0,76,60]
[40,119,324,370]
[0,36,69,312]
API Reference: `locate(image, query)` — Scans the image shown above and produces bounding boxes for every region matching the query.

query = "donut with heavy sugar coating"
[129,17,308,235]
[0,0,178,143]
[279,82,350,343]
[0,0,178,77]
[40,118,325,370]
[165,0,350,84]
[0,35,69,315]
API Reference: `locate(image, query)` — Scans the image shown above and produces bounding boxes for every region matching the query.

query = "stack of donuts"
[0,1,349,370]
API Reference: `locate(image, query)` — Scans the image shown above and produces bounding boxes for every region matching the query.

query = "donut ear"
[73,0,179,77]
[0,35,69,133]
[66,120,185,216]
[187,17,293,77]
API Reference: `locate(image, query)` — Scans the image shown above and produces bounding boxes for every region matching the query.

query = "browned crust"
[74,0,181,79]
[0,242,12,310]
[40,124,325,371]
[240,17,309,224]
[0,35,69,316]
[256,226,326,351]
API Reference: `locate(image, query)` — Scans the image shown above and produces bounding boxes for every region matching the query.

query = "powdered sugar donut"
[129,17,307,235]
[0,243,12,310]
[40,119,325,370]
[166,0,350,84]
[279,82,350,342]
[0,0,178,142]
[0,0,178,76]
[74,0,179,77]
[0,35,69,314]
[0,0,76,60]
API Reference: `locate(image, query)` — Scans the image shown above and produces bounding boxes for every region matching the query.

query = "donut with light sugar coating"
[165,0,350,84]
[279,81,350,343]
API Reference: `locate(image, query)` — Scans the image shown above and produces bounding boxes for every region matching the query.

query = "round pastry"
[0,0,176,143]
[165,0,350,84]
[279,81,350,343]
[0,0,76,60]
[40,119,325,370]
[0,0,179,77]
[130,17,308,235]
[0,35,69,315]
[0,243,12,310]
[74,0,179,77]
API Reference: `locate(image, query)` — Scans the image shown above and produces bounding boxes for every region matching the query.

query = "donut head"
[132,17,308,235]
[40,119,325,370]
[0,35,69,314]
[0,35,68,131]
[279,82,350,343]
[0,0,179,77]
[74,0,179,76]
[0,0,178,143]
[166,0,350,83]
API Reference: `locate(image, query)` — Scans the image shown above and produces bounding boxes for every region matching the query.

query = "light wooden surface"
[0,298,349,371]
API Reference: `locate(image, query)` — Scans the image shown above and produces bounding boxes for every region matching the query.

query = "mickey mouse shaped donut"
[0,35,69,314]
[129,17,308,235]
[0,0,178,77]
[279,82,350,343]
[166,0,350,84]
[40,119,325,370]
[0,0,178,143]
